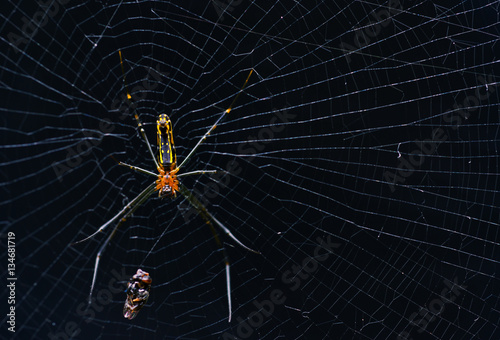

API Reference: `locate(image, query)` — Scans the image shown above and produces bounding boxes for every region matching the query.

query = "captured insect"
[73,50,258,322]
[124,269,152,320]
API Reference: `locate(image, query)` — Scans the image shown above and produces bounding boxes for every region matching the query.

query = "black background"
[1,1,500,339]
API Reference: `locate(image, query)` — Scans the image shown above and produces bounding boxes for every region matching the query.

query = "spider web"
[2,1,500,339]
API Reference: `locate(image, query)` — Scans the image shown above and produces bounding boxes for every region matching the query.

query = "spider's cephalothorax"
[156,114,179,198]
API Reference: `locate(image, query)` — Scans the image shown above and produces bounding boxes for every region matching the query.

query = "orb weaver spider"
[73,51,258,322]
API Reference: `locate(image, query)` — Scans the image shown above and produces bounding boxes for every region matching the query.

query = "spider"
[73,51,258,322]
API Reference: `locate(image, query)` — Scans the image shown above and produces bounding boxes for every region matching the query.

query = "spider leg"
[72,182,157,245]
[177,169,219,178]
[86,182,157,304]
[71,181,156,302]
[178,183,259,322]
[204,211,261,255]
[119,50,161,170]
[178,183,260,254]
[201,218,232,322]
[118,161,157,178]
[177,69,253,171]
[118,163,219,179]
[118,160,220,181]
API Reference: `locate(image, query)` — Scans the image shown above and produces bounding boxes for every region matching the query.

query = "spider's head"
[158,184,175,198]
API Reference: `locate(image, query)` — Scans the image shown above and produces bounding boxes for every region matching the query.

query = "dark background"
[1,1,500,339]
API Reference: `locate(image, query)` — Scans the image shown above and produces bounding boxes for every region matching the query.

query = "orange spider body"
[156,114,179,198]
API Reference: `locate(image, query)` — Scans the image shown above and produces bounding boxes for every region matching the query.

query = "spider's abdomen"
[157,114,177,171]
